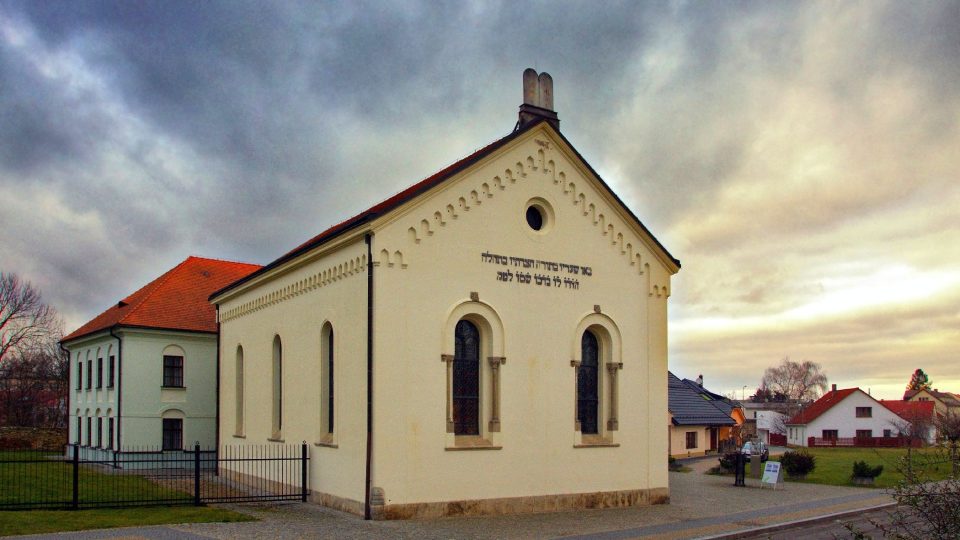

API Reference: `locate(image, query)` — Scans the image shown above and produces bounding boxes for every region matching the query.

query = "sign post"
[760,461,783,489]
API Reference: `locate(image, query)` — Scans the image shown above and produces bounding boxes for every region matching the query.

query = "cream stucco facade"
[66,328,218,455]
[214,101,679,518]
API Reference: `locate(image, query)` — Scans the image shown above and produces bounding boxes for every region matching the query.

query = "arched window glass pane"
[578,331,600,434]
[327,328,335,433]
[453,320,480,435]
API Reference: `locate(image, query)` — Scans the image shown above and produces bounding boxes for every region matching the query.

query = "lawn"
[0,506,254,536]
[0,450,255,535]
[761,447,955,489]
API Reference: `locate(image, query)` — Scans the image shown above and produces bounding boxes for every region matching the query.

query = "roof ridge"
[185,255,262,267]
[117,257,194,326]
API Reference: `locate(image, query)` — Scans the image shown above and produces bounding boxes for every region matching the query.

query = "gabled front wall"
[368,124,674,513]
[789,391,905,446]
[669,425,710,458]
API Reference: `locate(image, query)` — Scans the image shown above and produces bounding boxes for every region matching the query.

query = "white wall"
[793,390,906,446]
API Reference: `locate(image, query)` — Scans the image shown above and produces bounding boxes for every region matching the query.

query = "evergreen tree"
[906,368,932,391]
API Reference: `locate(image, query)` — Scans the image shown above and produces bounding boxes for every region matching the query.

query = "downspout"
[109,327,123,449]
[215,306,221,453]
[364,233,374,520]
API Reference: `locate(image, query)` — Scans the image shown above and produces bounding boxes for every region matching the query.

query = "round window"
[524,198,554,235]
[526,206,544,231]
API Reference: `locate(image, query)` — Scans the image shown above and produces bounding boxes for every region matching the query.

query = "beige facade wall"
[669,426,709,458]
[215,123,677,515]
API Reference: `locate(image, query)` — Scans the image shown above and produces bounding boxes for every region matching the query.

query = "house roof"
[680,378,737,416]
[786,388,859,425]
[668,372,736,426]
[210,118,680,302]
[880,400,936,422]
[903,388,960,406]
[62,256,262,343]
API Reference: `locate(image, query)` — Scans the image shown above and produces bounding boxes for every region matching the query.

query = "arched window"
[320,324,335,439]
[578,330,600,434]
[235,345,244,436]
[453,320,480,436]
[272,336,282,437]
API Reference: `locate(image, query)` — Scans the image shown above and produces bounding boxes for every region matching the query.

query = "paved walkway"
[9,456,893,539]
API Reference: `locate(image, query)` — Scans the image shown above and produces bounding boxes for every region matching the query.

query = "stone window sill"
[161,386,186,390]
[267,436,285,443]
[575,434,618,448]
[232,434,245,439]
[314,440,338,448]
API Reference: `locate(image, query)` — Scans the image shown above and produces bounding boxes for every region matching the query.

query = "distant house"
[880,400,937,444]
[903,388,960,417]
[62,256,261,457]
[667,372,735,457]
[754,410,788,446]
[786,385,917,446]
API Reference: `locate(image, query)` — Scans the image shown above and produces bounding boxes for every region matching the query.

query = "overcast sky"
[2,1,957,400]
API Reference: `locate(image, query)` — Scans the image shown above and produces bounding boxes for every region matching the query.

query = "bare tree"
[0,273,59,363]
[761,357,828,402]
[939,411,960,476]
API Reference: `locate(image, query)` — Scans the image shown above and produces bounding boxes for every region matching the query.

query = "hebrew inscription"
[481,251,592,290]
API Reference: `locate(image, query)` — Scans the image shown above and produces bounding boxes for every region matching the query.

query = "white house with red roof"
[62,256,260,457]
[210,70,680,519]
[786,385,921,446]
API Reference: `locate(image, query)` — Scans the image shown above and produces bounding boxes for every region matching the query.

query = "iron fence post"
[71,444,79,510]
[194,442,201,506]
[301,442,308,502]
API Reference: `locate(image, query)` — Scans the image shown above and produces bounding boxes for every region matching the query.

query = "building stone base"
[361,487,669,520]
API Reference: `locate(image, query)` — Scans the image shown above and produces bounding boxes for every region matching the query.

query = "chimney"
[696,374,703,387]
[518,68,560,130]
[831,384,837,396]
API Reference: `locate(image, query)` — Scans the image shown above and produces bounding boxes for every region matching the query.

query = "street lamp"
[742,385,748,401]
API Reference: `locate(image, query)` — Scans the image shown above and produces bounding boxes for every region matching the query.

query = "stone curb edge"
[694,501,897,540]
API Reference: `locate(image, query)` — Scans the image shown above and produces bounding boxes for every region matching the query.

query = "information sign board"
[760,461,782,489]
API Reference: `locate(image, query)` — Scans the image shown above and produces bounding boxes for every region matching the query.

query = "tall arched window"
[453,320,480,436]
[577,330,600,434]
[319,324,335,439]
[272,336,282,437]
[235,346,244,436]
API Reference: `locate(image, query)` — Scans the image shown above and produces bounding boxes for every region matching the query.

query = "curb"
[695,501,897,539]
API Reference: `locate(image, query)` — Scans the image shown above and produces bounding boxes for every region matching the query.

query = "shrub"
[718,452,739,472]
[779,450,816,477]
[851,460,883,479]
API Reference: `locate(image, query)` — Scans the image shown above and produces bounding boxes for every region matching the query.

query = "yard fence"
[807,436,923,448]
[0,443,308,510]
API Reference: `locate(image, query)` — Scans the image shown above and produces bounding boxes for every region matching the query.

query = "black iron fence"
[0,443,308,510]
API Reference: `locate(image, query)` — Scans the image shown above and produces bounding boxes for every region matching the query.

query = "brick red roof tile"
[787,388,859,425]
[880,400,936,422]
[62,256,261,343]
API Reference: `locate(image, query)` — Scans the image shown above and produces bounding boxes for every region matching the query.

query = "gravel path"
[10,455,893,539]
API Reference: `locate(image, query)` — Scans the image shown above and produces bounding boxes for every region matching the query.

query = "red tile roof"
[62,256,261,343]
[211,119,681,301]
[880,400,936,422]
[787,388,859,425]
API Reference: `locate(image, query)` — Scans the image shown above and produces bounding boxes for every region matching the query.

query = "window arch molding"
[440,299,506,443]
[570,312,623,441]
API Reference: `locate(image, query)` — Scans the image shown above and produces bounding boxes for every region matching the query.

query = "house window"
[855,407,872,418]
[162,419,183,450]
[97,417,103,447]
[235,346,244,436]
[320,324,335,438]
[97,358,103,388]
[76,361,82,390]
[883,429,892,438]
[856,429,873,439]
[685,431,698,449]
[577,331,600,434]
[108,418,114,449]
[163,355,184,387]
[108,356,115,388]
[86,360,92,389]
[453,320,480,436]
[272,336,282,437]
[76,416,82,444]
[822,429,838,440]
[918,397,929,401]
[86,417,92,446]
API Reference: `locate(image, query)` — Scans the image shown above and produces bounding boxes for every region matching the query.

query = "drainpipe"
[109,327,123,449]
[215,306,221,453]
[364,233,374,520]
